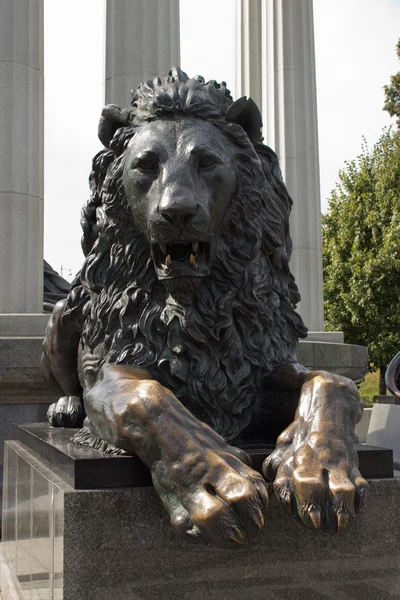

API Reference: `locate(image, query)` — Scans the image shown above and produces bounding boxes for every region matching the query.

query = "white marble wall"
[105,0,180,109]
[0,0,44,313]
[234,0,324,331]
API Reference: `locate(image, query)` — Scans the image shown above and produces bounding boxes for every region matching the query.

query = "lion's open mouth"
[152,241,210,279]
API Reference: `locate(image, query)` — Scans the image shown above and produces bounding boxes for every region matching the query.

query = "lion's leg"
[41,299,85,427]
[84,364,268,548]
[263,371,369,533]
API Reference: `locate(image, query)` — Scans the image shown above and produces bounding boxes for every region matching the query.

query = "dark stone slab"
[246,443,393,480]
[356,444,394,478]
[14,423,393,490]
[13,423,152,489]
[378,395,400,405]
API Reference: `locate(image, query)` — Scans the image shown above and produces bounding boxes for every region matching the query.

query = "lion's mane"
[66,69,307,442]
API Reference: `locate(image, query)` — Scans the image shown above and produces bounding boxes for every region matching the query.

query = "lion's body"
[43,70,367,544]
[64,77,306,442]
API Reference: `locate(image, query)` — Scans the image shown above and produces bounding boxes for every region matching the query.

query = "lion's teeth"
[189,254,197,267]
[159,243,167,255]
[165,254,172,267]
[192,242,199,253]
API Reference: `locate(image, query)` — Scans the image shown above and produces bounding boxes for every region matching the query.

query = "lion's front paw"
[263,432,369,533]
[153,446,268,549]
[47,396,85,428]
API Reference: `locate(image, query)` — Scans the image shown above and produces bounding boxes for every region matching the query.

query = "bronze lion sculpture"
[41,68,368,548]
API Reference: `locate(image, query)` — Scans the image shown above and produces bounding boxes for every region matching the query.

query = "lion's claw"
[47,396,85,428]
[264,426,369,533]
[153,445,269,549]
[308,505,321,529]
[170,505,203,543]
[354,475,370,512]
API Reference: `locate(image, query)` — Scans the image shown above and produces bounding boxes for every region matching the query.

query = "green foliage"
[383,40,400,128]
[357,370,384,406]
[322,129,400,370]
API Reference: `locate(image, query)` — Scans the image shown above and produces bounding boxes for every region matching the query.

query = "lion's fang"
[165,254,172,266]
[192,242,199,254]
[189,254,197,267]
[159,243,167,255]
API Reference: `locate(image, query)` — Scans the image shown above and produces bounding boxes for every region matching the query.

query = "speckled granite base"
[2,440,400,600]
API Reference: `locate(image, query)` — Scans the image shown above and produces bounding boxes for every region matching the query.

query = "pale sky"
[44,0,400,279]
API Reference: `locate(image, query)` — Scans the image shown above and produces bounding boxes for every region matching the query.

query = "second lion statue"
[41,68,368,548]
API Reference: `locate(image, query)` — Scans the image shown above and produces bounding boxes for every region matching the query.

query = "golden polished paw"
[153,446,269,548]
[263,430,369,533]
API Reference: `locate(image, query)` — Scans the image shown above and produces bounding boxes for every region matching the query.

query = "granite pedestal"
[1,425,399,600]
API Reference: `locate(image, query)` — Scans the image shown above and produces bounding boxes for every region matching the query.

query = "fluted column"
[105,0,180,108]
[234,0,262,111]
[234,0,323,331]
[0,0,44,313]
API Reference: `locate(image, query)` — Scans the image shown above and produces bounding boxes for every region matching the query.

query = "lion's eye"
[132,157,159,174]
[198,155,218,170]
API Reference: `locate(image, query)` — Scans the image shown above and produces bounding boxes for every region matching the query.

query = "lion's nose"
[159,195,197,227]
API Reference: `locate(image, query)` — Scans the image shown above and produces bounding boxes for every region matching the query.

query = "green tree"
[322,129,400,394]
[384,39,400,128]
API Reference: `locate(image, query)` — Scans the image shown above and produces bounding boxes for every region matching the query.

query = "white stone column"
[234,0,262,112]
[105,0,180,108]
[234,0,324,331]
[0,0,44,313]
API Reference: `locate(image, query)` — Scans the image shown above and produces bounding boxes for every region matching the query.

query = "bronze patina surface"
[41,68,369,548]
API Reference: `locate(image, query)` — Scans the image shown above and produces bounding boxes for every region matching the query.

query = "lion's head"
[67,68,307,441]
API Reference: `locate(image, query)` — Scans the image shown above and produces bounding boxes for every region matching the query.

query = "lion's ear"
[226,97,263,143]
[98,105,131,148]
